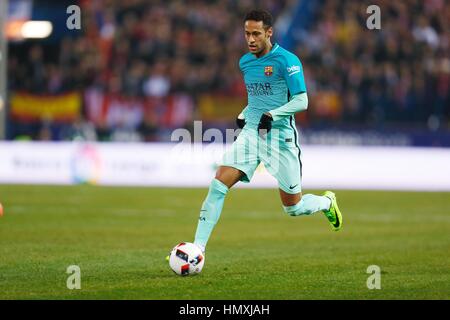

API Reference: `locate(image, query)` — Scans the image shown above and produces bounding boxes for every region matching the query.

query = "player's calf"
[193,178,229,249]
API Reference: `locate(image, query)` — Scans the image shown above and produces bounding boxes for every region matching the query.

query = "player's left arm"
[267,55,308,121]
[267,92,308,121]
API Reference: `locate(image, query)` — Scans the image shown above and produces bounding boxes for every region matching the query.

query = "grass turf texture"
[0,185,449,300]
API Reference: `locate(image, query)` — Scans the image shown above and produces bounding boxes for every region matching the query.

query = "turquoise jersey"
[239,43,307,130]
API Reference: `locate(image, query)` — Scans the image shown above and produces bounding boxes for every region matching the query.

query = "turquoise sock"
[283,194,331,216]
[194,179,229,249]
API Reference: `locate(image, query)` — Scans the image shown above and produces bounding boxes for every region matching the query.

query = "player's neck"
[255,42,273,58]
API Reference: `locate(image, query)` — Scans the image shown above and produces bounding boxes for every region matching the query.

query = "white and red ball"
[169,242,205,276]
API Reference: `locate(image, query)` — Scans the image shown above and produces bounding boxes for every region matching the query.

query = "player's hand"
[258,112,273,137]
[236,117,246,129]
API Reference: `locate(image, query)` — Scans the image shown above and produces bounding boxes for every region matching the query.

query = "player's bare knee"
[214,174,232,189]
[214,166,243,189]
[214,168,227,184]
[214,173,226,186]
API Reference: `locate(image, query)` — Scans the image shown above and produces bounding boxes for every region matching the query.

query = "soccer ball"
[169,242,205,276]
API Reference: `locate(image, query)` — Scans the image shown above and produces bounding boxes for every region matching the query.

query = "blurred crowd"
[8,0,288,141]
[6,0,450,141]
[296,0,449,129]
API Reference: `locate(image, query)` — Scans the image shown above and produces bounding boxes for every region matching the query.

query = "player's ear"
[266,27,273,38]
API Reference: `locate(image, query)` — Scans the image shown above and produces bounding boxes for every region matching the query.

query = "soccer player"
[193,10,343,254]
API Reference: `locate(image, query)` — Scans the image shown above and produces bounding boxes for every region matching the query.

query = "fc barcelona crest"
[264,66,273,76]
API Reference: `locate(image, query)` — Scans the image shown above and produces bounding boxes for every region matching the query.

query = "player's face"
[244,20,273,55]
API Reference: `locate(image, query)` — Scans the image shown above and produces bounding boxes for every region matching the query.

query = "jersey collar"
[252,43,279,60]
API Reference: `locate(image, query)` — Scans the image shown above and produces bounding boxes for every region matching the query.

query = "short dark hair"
[244,10,273,29]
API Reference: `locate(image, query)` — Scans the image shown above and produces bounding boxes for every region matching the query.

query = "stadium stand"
[6,0,449,142]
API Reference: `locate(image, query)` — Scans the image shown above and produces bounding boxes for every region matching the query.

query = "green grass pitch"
[0,185,449,299]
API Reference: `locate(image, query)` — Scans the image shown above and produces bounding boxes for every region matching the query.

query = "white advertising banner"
[0,142,449,191]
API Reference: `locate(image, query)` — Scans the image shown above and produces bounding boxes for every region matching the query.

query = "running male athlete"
[192,9,343,255]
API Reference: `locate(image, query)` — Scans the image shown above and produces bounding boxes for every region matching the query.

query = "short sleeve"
[282,54,307,95]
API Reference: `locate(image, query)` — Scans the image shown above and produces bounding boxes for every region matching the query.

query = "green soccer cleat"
[323,191,343,231]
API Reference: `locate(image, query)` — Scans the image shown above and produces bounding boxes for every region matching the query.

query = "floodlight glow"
[21,21,53,39]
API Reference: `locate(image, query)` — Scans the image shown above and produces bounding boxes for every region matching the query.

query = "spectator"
[7,0,449,141]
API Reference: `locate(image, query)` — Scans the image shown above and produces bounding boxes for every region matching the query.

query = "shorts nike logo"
[289,184,298,189]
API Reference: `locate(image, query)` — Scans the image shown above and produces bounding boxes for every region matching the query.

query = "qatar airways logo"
[246,82,273,96]
[287,65,300,76]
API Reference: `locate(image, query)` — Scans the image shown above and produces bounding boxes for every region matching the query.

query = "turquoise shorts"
[220,125,302,194]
